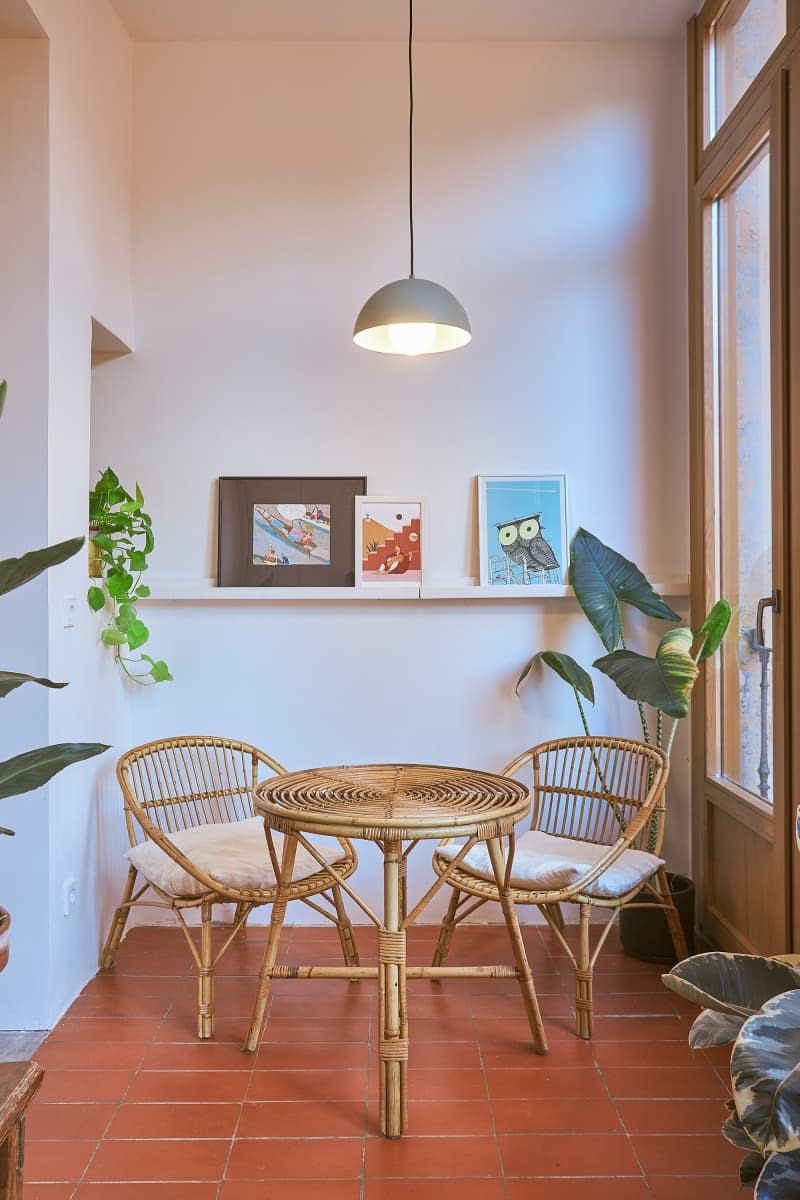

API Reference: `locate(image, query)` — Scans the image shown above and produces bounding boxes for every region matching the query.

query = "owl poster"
[478,475,568,586]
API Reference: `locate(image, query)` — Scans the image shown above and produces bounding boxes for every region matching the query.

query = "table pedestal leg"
[379,840,408,1138]
[486,836,548,1055]
[244,833,298,1053]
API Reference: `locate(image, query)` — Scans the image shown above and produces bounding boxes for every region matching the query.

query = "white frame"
[477,474,569,587]
[354,496,423,587]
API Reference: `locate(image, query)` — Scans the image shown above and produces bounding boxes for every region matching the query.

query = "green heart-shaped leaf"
[570,528,681,651]
[695,599,733,662]
[516,650,594,703]
[594,627,698,718]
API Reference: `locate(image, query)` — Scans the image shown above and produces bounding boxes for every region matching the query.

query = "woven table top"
[253,763,530,841]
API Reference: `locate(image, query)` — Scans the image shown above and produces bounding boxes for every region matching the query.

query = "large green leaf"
[756,1150,800,1199]
[0,742,109,800]
[733,990,800,1153]
[663,953,800,1018]
[689,1008,745,1049]
[0,671,67,700]
[516,650,594,703]
[594,627,699,718]
[0,537,85,597]
[695,599,733,662]
[569,528,681,651]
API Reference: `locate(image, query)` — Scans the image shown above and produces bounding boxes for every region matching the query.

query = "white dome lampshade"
[353,276,472,356]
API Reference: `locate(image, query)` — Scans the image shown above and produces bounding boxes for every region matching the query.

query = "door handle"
[754,590,780,652]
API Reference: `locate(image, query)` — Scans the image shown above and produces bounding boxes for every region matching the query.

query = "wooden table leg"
[379,839,408,1138]
[244,833,298,1053]
[486,836,548,1055]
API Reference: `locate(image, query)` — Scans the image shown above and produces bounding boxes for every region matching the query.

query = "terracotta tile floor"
[25,923,742,1200]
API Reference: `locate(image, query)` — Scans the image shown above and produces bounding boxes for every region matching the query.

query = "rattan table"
[244,764,549,1138]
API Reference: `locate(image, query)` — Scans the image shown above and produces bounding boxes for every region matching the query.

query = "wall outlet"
[61,595,77,628]
[62,877,77,918]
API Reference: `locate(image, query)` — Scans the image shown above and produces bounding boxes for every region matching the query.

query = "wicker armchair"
[431,736,687,1038]
[100,736,359,1037]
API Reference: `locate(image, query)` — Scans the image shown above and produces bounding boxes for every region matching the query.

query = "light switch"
[61,595,77,628]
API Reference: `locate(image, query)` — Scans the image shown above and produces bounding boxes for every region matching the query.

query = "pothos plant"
[87,468,172,685]
[663,952,800,1198]
[516,529,731,844]
[0,380,108,839]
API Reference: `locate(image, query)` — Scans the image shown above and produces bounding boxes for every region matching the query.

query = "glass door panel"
[707,141,774,804]
[707,0,786,141]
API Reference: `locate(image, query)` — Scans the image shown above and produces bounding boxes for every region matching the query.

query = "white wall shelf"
[139,579,689,603]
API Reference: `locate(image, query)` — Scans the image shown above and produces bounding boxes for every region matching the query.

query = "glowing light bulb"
[387,322,437,356]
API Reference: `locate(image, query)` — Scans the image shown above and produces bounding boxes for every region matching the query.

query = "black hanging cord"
[408,0,415,278]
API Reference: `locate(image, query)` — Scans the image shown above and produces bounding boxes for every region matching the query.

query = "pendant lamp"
[353,0,471,357]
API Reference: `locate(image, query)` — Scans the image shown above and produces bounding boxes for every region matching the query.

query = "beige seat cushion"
[437,829,664,899]
[126,816,344,898]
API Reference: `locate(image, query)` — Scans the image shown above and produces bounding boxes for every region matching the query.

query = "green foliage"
[0,379,109,836]
[88,469,172,685]
[663,949,800,1196]
[517,528,730,762]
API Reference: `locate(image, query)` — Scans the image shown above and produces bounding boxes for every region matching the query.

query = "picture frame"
[217,476,367,587]
[355,497,422,586]
[477,475,568,586]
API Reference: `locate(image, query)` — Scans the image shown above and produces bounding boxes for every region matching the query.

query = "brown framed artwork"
[217,476,367,587]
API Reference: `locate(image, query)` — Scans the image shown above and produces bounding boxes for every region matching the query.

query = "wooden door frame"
[688,15,798,952]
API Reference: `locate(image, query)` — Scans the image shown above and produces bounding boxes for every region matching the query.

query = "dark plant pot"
[0,907,10,973]
[620,872,695,963]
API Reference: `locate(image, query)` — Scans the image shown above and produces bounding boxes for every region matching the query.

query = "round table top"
[253,763,530,841]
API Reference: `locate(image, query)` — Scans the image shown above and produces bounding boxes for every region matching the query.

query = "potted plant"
[0,379,108,970]
[517,527,731,961]
[663,951,800,1197]
[87,468,172,685]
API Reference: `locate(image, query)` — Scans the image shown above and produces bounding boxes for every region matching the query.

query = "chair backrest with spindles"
[504,736,669,854]
[117,736,286,848]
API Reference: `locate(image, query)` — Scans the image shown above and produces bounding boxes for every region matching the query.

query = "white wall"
[5,0,135,1028]
[92,38,690,926]
[0,36,52,1027]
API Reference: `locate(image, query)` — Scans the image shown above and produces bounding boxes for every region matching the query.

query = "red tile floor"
[26,923,742,1200]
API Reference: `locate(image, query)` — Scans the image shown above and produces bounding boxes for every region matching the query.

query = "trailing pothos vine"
[87,469,172,685]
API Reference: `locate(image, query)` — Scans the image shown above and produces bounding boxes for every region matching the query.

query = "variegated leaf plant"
[663,951,800,1198]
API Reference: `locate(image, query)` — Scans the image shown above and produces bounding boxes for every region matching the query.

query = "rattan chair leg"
[657,867,689,960]
[575,901,593,1039]
[232,901,249,929]
[198,899,215,1039]
[432,887,461,970]
[486,838,548,1055]
[244,834,299,1053]
[331,885,360,968]
[99,865,139,969]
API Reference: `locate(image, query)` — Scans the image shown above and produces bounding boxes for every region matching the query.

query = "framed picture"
[478,475,568,586]
[355,498,422,586]
[218,476,366,587]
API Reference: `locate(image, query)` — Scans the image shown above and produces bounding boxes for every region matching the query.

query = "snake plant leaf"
[689,1008,745,1049]
[663,953,800,1018]
[569,528,681,651]
[756,1150,800,1199]
[0,536,84,597]
[723,1112,759,1152]
[0,379,6,420]
[695,599,733,662]
[516,651,594,703]
[0,671,67,700]
[0,742,109,800]
[733,990,800,1153]
[594,627,698,718]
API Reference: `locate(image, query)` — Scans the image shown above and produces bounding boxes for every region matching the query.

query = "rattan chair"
[100,736,359,1037]
[431,736,687,1038]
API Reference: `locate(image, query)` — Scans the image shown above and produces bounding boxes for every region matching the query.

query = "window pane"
[708,0,786,139]
[707,143,773,803]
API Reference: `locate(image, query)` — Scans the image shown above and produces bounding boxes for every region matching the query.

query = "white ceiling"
[0,0,45,38]
[108,0,700,43]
